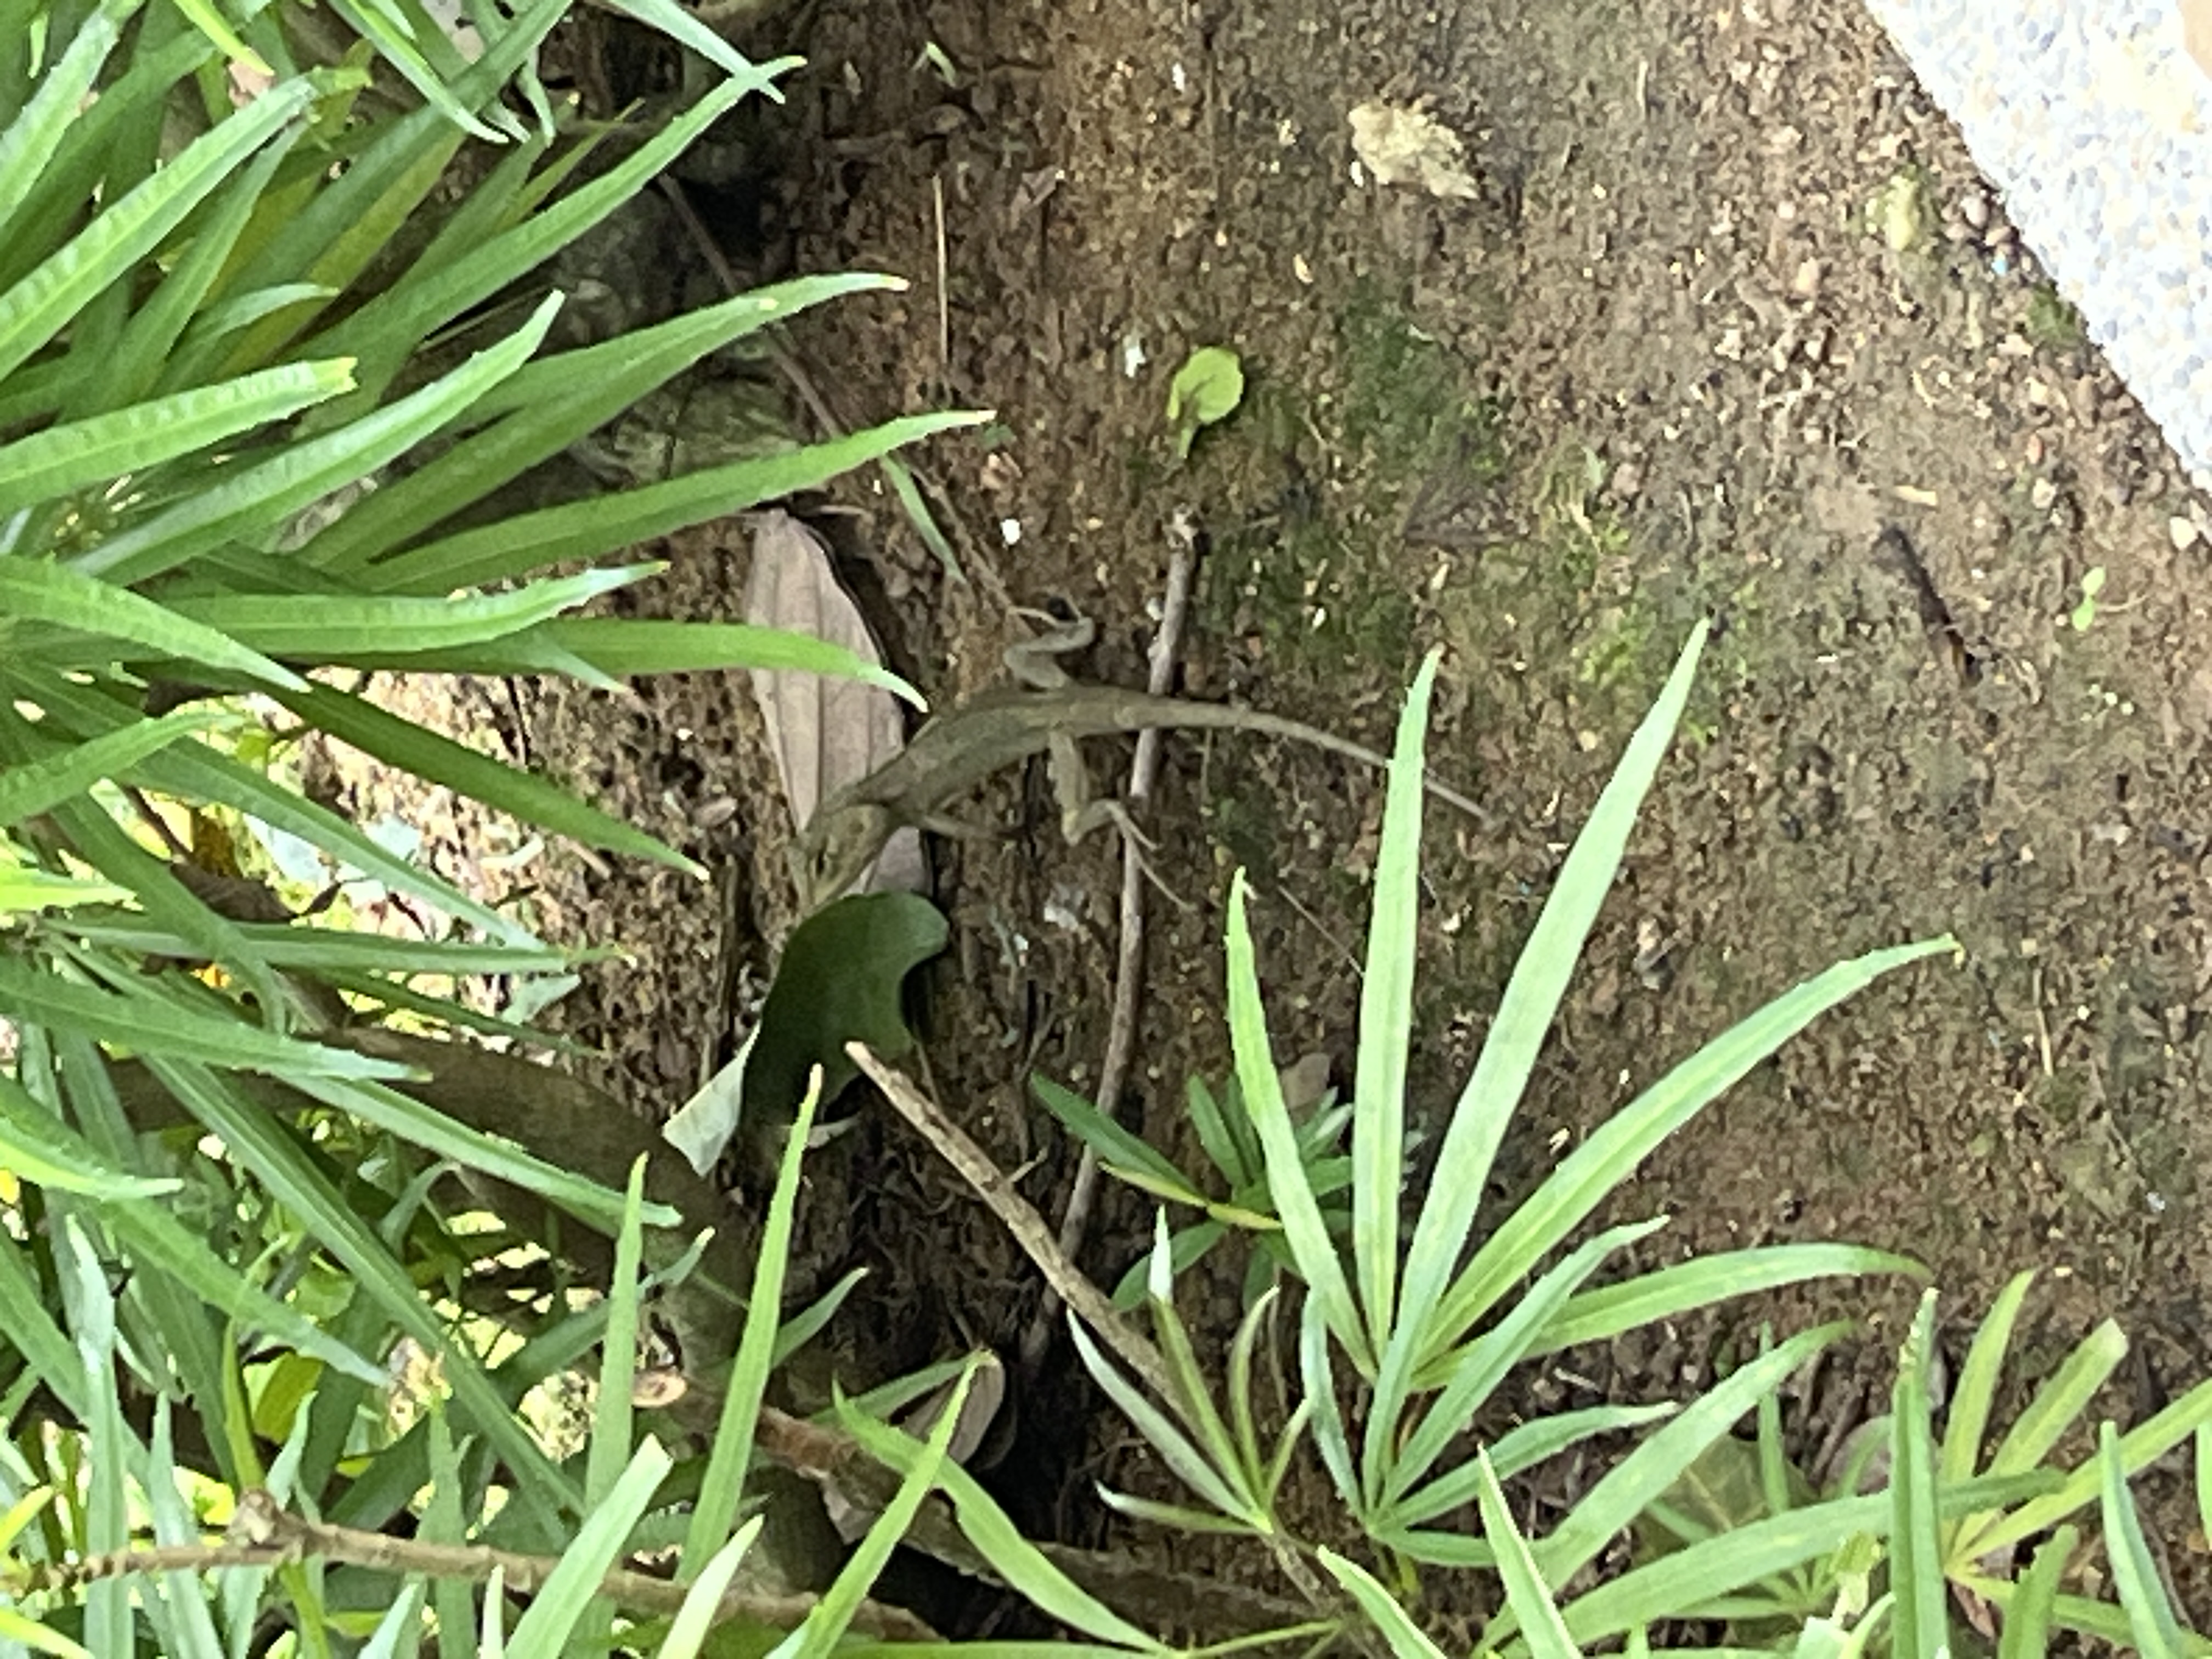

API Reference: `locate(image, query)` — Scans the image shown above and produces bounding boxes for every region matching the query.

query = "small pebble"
[2170,516,2200,551]
[1609,460,1645,500]
[2030,476,2059,510]
[2024,431,2045,465]
[1961,188,1990,230]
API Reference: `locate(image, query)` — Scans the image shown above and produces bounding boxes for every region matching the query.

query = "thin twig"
[932,171,950,386]
[1019,520,1199,1370]
[14,1488,936,1640]
[848,1041,1175,1402]
[656,175,1010,610]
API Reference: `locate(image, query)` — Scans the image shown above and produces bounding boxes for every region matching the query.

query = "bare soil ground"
[326,0,2212,1630]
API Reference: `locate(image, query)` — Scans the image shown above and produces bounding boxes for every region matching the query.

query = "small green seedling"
[1166,346,1245,459]
[915,41,959,86]
[2070,566,2106,632]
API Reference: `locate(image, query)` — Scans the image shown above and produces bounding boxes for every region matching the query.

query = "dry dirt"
[327,0,2212,1633]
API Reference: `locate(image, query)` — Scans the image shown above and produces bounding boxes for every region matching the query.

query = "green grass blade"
[1318,1550,1452,1659]
[0,77,312,383]
[1391,1403,1678,1530]
[0,1074,175,1200]
[597,0,797,86]
[1186,1074,1256,1190]
[1227,1284,1280,1492]
[1146,1221,1261,1519]
[1070,1317,1251,1522]
[1961,1576,2140,1650]
[1559,1493,1885,1644]
[1534,1322,1847,1589]
[361,410,989,594]
[79,292,560,586]
[56,1215,131,1654]
[1381,1218,1663,1514]
[295,1073,671,1232]
[1891,1292,1948,1659]
[504,1440,673,1651]
[170,563,654,659]
[684,1070,819,1568]
[659,1519,762,1659]
[1350,650,1437,1355]
[537,619,923,708]
[1034,1074,1206,1200]
[1096,1493,1268,1538]
[300,272,898,572]
[208,115,466,378]
[94,698,541,943]
[1474,1449,1584,1659]
[324,0,507,142]
[270,680,701,873]
[2101,1422,2185,1657]
[2200,1421,2212,1540]
[1942,1268,2035,1491]
[1393,622,1707,1391]
[0,558,304,690]
[1526,1245,1923,1361]
[877,449,968,584]
[1429,938,1950,1360]
[0,6,123,242]
[780,1366,970,1659]
[835,1403,1168,1651]
[311,76,755,397]
[1299,1295,1361,1516]
[1111,1222,1226,1310]
[47,922,583,979]
[0,709,233,827]
[38,789,286,1014]
[1985,1318,2128,1479]
[0,956,400,1078]
[1227,871,1368,1370]
[0,360,353,517]
[104,142,302,411]
[1995,1525,2077,1659]
[0,1227,84,1416]
[149,1056,581,1519]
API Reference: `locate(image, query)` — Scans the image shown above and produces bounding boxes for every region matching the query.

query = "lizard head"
[791,802,896,913]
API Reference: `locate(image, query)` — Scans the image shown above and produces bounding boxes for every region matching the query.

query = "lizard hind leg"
[1063,794,1195,913]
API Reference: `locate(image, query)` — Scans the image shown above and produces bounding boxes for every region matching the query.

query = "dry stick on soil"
[848,1041,1175,1403]
[850,1052,1364,1649]
[1017,521,1199,1372]
[14,1489,938,1640]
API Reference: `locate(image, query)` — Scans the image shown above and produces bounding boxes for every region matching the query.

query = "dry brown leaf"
[743,511,925,894]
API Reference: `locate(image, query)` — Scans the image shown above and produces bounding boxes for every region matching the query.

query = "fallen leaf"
[1349,100,1481,200]
[744,510,924,895]
[663,892,950,1175]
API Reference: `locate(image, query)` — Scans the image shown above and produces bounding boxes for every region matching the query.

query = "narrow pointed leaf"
[1228,872,1367,1370]
[1474,1450,1583,1659]
[1891,1292,1948,1659]
[1429,938,1951,1361]
[1391,623,1708,1420]
[0,77,313,382]
[0,560,304,690]
[1351,649,1438,1352]
[0,361,353,517]
[1526,1244,1922,1362]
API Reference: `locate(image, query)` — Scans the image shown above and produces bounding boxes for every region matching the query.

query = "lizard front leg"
[1045,727,1196,910]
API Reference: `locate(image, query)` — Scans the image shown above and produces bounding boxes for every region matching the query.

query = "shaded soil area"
[329,0,2212,1632]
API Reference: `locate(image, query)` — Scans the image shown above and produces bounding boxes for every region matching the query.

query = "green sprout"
[1166,346,1245,458]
